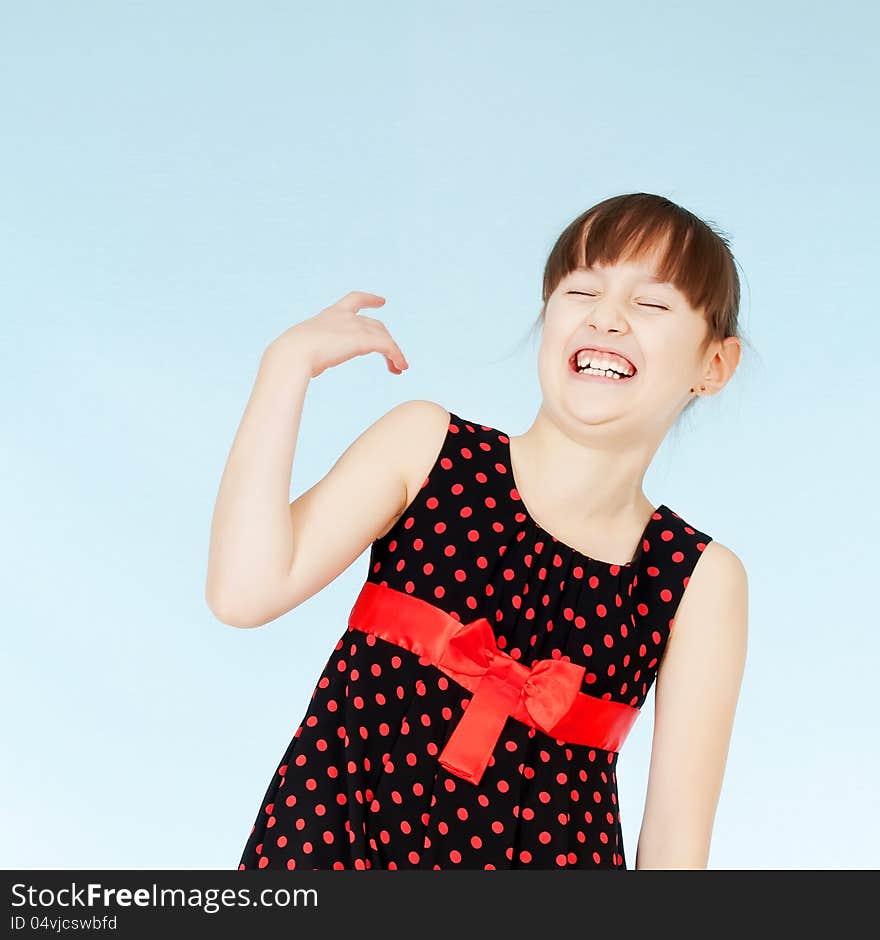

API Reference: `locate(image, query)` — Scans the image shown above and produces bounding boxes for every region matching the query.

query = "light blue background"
[3,1,877,870]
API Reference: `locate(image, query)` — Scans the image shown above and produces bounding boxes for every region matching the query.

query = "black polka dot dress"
[238,410,712,870]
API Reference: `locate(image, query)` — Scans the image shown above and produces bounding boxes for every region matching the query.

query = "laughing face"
[538,249,719,431]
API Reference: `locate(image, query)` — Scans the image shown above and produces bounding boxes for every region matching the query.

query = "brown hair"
[530,194,748,398]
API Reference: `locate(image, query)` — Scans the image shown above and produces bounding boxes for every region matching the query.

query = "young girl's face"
[538,250,713,431]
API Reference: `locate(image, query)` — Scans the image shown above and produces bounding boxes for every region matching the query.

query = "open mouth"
[568,348,638,381]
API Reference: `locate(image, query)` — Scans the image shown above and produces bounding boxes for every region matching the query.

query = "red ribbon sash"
[347,580,640,786]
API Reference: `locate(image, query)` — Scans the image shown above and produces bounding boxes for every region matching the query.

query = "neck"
[509,407,662,526]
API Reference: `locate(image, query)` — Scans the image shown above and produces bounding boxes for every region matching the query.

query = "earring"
[689,385,706,393]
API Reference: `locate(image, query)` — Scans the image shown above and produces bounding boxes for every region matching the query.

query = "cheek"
[540,307,579,349]
[537,331,572,377]
[536,343,558,378]
[646,342,697,386]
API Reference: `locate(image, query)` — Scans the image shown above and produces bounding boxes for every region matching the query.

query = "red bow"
[436,616,587,785]
[347,579,640,788]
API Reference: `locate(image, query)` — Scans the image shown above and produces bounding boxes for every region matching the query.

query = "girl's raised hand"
[268,291,409,377]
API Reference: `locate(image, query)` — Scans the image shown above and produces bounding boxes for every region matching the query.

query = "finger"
[365,321,408,371]
[333,290,386,312]
[379,337,408,372]
[357,318,409,369]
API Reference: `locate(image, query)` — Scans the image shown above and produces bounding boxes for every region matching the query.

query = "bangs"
[541,194,741,345]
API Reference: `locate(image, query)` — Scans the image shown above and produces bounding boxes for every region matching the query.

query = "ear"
[702,336,741,393]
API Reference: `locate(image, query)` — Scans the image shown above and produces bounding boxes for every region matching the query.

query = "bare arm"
[205,290,420,628]
[634,541,749,869]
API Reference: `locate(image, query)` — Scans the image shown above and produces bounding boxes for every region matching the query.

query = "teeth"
[573,349,635,377]
[577,366,627,379]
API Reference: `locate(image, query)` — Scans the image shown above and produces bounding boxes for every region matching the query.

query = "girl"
[207,192,748,871]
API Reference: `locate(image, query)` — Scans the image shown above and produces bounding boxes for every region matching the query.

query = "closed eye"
[566,290,668,310]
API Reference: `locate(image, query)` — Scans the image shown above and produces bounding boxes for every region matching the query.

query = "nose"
[584,297,628,333]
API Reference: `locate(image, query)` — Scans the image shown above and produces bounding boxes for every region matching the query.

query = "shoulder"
[679,538,749,620]
[380,399,451,445]
[339,399,448,458]
[385,398,450,425]
[662,538,749,665]
[377,399,453,499]
[337,401,450,491]
[689,539,748,595]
